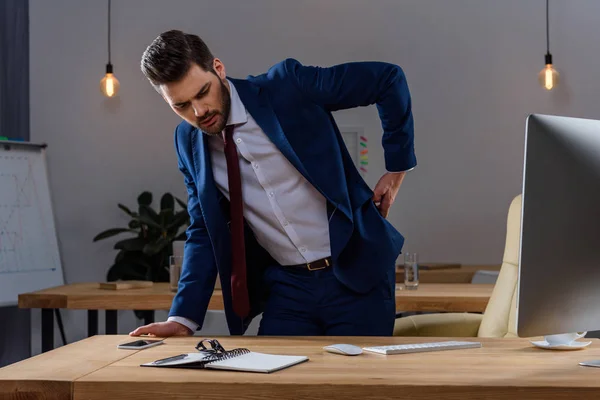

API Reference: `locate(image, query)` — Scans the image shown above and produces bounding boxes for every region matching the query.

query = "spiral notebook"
[141,342,308,373]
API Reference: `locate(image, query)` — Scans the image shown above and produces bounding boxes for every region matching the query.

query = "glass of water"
[169,256,183,292]
[404,252,419,290]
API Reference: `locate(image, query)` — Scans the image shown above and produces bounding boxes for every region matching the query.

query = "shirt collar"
[226,79,248,127]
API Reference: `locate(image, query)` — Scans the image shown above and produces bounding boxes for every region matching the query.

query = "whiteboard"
[0,142,64,306]
[340,126,365,176]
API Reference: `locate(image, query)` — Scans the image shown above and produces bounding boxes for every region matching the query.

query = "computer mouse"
[323,343,363,356]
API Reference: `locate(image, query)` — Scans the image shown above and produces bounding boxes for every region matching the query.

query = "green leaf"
[106,262,146,281]
[134,213,163,229]
[93,228,135,242]
[166,210,190,231]
[115,250,127,263]
[116,250,149,266]
[139,205,161,224]
[160,210,175,232]
[174,196,188,210]
[130,257,154,270]
[160,193,175,212]
[118,203,138,217]
[143,237,171,256]
[128,220,141,229]
[138,191,152,206]
[114,237,146,251]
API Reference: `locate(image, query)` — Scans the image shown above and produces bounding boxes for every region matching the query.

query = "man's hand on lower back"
[372,171,406,218]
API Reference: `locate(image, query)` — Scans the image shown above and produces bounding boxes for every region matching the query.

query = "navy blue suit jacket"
[169,58,416,334]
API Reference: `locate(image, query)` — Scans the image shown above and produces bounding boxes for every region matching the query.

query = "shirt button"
[300,247,307,253]
[269,192,274,197]
[283,221,289,226]
[236,138,242,144]
[252,163,258,169]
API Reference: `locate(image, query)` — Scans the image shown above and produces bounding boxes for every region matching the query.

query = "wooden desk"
[396,264,501,284]
[3,335,600,400]
[0,336,136,400]
[19,283,492,352]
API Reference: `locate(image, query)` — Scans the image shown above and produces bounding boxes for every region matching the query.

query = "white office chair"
[471,270,500,284]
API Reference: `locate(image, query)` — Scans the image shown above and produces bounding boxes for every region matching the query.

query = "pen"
[152,354,188,365]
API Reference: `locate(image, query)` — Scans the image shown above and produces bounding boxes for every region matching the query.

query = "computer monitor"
[517,114,600,345]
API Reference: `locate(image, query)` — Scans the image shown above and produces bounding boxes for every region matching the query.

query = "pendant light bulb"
[538,54,559,91]
[539,0,558,91]
[100,64,120,97]
[100,0,119,98]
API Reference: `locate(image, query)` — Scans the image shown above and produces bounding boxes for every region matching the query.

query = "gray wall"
[25,0,600,354]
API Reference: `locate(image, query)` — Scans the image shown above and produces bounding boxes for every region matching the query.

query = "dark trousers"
[257,264,396,336]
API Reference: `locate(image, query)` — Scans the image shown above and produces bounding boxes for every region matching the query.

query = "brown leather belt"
[290,257,332,271]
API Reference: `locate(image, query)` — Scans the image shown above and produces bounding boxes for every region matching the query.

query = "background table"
[19,283,492,352]
[2,335,600,400]
[395,283,493,312]
[396,264,500,283]
[18,283,223,353]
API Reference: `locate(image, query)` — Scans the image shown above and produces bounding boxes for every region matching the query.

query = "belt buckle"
[306,258,329,271]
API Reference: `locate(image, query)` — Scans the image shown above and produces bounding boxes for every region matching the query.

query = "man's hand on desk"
[129,321,192,337]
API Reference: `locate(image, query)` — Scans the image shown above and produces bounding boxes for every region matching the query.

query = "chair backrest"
[471,270,500,284]
[477,195,521,338]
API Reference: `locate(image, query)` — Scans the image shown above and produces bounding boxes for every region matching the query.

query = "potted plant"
[93,191,189,283]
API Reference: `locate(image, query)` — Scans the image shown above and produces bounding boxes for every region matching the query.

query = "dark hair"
[140,30,214,86]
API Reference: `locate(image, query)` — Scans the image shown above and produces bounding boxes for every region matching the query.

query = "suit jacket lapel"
[230,78,317,190]
[190,129,232,276]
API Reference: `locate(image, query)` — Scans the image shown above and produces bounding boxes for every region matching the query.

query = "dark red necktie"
[223,125,250,318]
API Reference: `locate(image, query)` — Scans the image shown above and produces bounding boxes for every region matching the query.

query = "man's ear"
[213,58,226,80]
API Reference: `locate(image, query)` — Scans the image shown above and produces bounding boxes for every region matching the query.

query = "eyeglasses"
[195,338,226,354]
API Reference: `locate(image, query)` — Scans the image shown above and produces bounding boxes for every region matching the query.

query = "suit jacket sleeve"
[168,127,218,330]
[280,58,416,172]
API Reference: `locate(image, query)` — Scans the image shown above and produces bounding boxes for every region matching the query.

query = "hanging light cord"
[546,0,550,55]
[108,0,112,65]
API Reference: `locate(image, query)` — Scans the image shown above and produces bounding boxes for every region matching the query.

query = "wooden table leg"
[144,311,155,325]
[54,309,67,346]
[105,310,118,334]
[88,310,98,337]
[41,308,54,353]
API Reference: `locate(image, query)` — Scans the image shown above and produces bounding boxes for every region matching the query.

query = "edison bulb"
[100,72,120,97]
[538,64,559,91]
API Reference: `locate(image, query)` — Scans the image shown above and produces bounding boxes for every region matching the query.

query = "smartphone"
[117,339,164,350]
[580,360,600,368]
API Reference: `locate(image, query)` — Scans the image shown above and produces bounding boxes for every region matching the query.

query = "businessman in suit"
[130,30,416,337]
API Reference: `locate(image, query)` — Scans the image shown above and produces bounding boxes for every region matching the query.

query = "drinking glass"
[169,256,183,292]
[404,253,419,290]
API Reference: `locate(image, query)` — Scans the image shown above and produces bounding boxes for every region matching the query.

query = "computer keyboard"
[362,341,482,355]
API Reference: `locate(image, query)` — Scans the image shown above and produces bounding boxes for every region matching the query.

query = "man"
[130,30,416,337]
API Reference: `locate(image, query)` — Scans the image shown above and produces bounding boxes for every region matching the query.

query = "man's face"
[159,59,230,135]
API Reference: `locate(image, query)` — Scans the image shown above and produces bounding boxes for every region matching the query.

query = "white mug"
[545,332,587,346]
